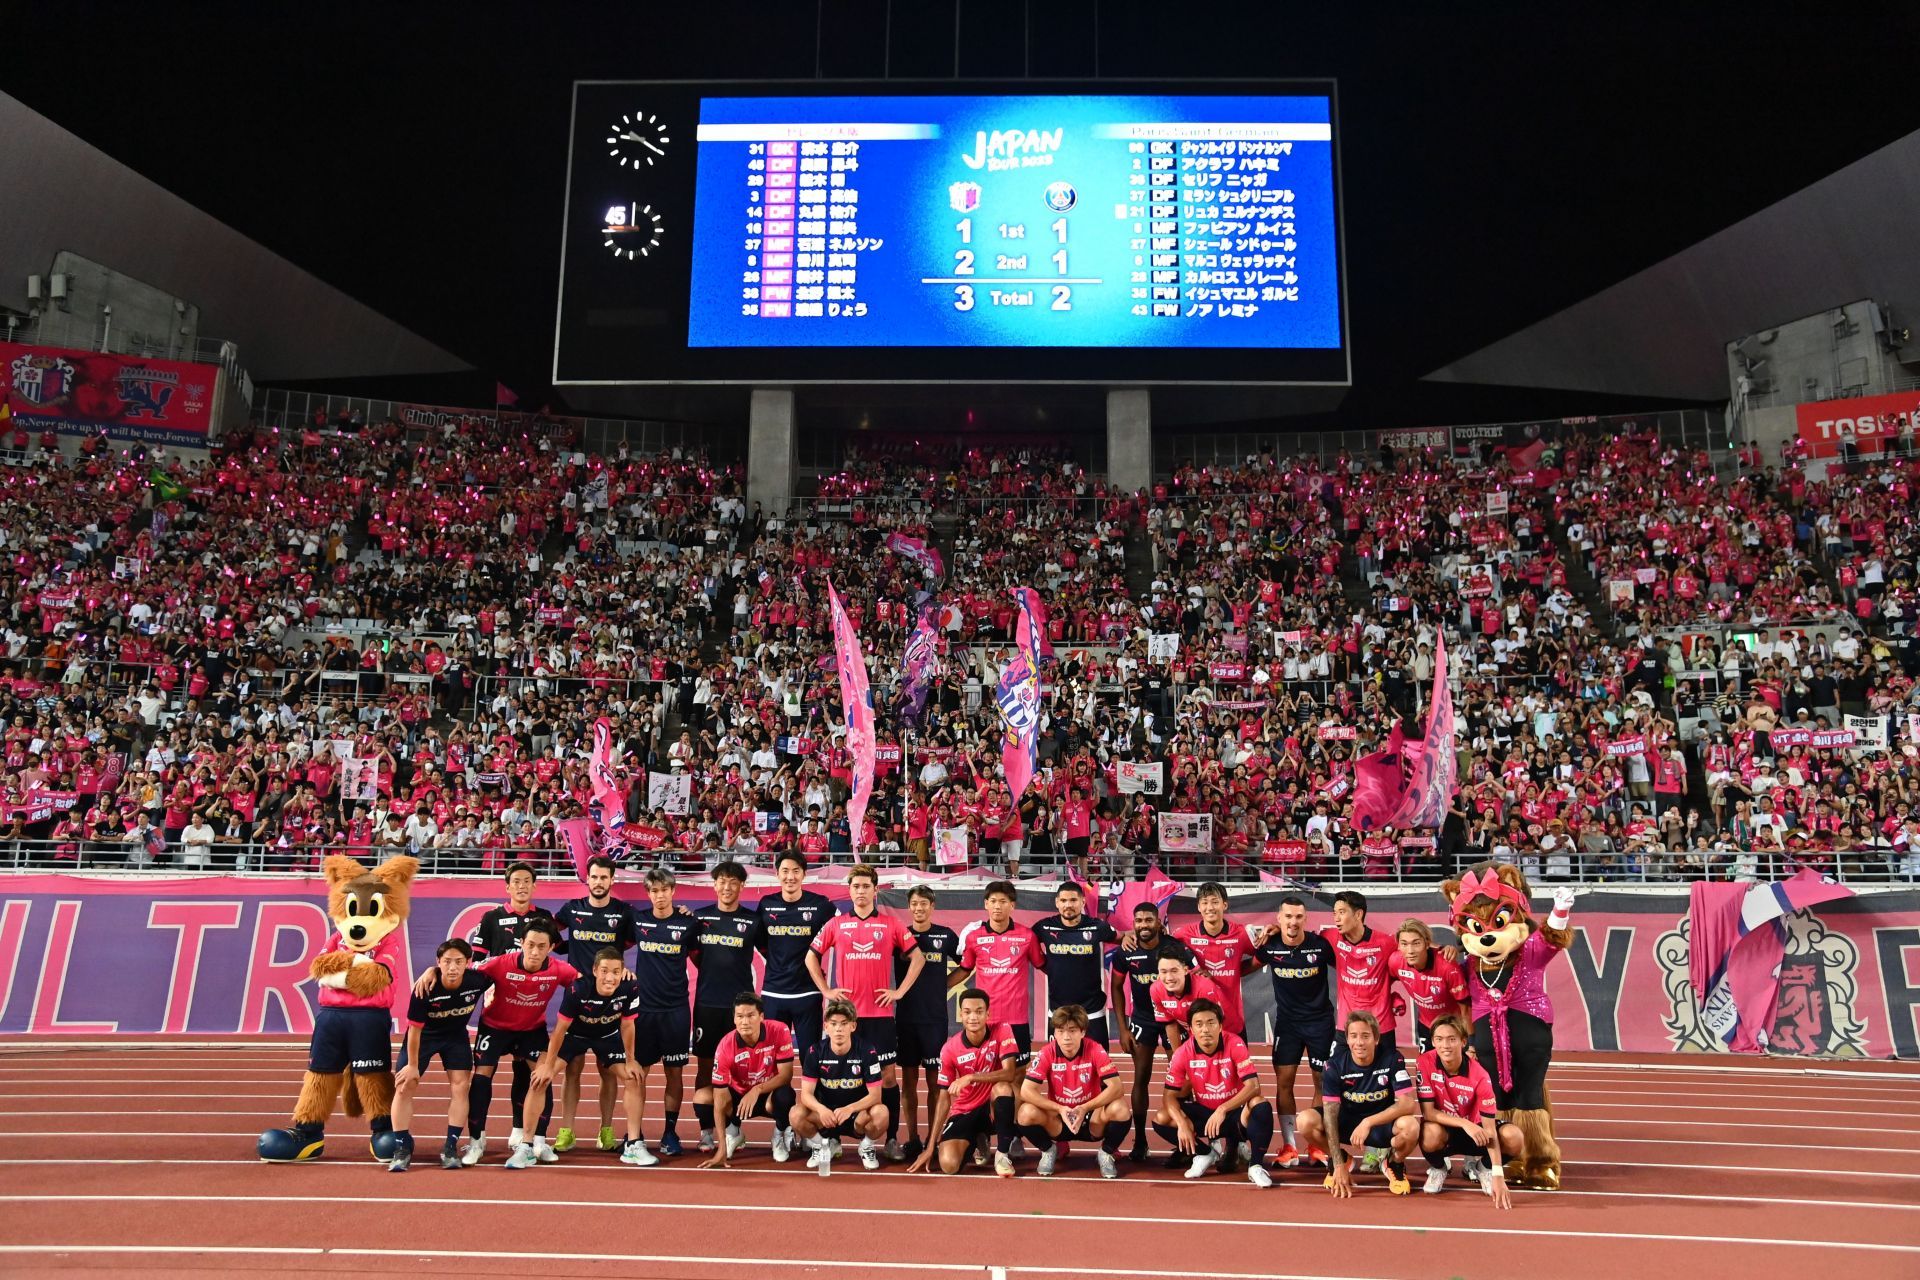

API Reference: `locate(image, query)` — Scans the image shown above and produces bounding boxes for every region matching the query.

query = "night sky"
[6,0,1916,429]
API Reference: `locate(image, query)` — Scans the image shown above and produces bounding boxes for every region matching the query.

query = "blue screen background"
[687,94,1339,351]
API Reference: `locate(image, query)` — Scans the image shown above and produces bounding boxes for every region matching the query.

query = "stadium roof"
[2,2,1915,427]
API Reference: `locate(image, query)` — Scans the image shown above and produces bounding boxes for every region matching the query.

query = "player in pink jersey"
[1015,1004,1130,1179]
[699,993,799,1168]
[805,864,926,1161]
[906,988,1024,1177]
[1415,1013,1519,1206]
[1152,998,1275,1187]
[1320,889,1399,1060]
[1171,881,1261,1036]
[1150,952,1225,1049]
[948,880,1047,1062]
[1389,919,1468,1053]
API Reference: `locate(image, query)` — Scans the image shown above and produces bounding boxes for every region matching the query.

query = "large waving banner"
[3,341,218,445]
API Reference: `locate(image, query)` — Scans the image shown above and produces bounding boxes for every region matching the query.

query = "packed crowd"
[1,412,1917,881]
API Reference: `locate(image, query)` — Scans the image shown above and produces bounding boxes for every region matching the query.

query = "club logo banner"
[3,341,217,445]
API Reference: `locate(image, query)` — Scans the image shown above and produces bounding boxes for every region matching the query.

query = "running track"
[0,1040,1914,1280]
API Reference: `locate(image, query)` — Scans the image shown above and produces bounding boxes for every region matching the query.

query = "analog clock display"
[602,201,663,260]
[607,112,670,167]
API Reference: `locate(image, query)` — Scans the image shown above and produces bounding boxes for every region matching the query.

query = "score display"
[555,81,1348,385]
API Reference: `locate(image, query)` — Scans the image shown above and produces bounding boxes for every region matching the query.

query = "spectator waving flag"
[895,592,939,727]
[828,580,877,852]
[1015,585,1056,667]
[885,531,946,579]
[1352,630,1457,832]
[996,587,1044,802]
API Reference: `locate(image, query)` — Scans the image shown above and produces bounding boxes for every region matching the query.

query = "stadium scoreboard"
[554,80,1347,386]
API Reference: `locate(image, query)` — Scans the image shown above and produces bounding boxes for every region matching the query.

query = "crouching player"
[1417,1012,1519,1208]
[907,988,1023,1177]
[790,997,888,1176]
[511,948,644,1169]
[1151,998,1275,1187]
[1016,1004,1131,1179]
[1299,1010,1419,1197]
[698,992,799,1168]
[390,938,493,1171]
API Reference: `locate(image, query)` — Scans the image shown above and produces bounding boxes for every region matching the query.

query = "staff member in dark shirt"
[895,883,961,1164]
[754,853,838,1049]
[630,867,701,1158]
[691,860,758,1154]
[552,855,637,1154]
[1252,895,1337,1166]
[390,938,492,1172]
[1032,880,1119,1043]
[1109,904,1192,1162]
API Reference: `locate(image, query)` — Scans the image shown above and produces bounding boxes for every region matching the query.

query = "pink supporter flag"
[828,581,876,851]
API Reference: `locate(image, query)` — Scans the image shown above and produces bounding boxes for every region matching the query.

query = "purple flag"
[886,531,945,579]
[896,594,939,727]
[1352,631,1457,832]
[996,588,1043,802]
[828,581,877,852]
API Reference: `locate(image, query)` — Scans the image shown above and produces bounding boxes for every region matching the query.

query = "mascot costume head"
[258,854,419,1162]
[1441,862,1575,1190]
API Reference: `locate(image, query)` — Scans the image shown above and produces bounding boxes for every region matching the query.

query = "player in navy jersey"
[1109,904,1193,1162]
[466,861,556,962]
[389,938,492,1171]
[791,997,887,1176]
[1031,881,1118,1042]
[629,867,701,1157]
[1298,1010,1419,1196]
[754,853,838,1052]
[1252,895,1337,1166]
[509,949,643,1168]
[895,883,961,1164]
[552,855,638,1153]
[691,860,758,1153]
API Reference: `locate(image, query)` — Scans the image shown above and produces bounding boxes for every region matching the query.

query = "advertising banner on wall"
[0,878,1914,1059]
[1794,390,1920,459]
[1,341,218,445]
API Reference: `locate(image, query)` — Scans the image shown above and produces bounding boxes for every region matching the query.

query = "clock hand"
[641,140,664,154]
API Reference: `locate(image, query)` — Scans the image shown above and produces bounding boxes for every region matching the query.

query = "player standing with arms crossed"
[1253,895,1337,1166]
[755,852,838,1053]
[806,864,925,1160]
[629,868,700,1158]
[1032,880,1118,1043]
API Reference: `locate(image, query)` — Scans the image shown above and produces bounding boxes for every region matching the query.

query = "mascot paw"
[259,1125,325,1163]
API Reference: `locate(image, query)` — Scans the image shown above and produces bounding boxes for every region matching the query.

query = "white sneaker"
[831,1139,843,1158]
[1237,1140,1253,1164]
[994,1151,1016,1178]
[698,1128,717,1153]
[806,1139,826,1168]
[1463,1155,1485,1184]
[1096,1150,1119,1179]
[1247,1163,1274,1189]
[1037,1146,1058,1177]
[459,1134,486,1166]
[619,1139,658,1167]
[508,1127,524,1148]
[883,1138,905,1162]
[973,1137,990,1167]
[725,1126,745,1159]
[1423,1166,1449,1195]
[771,1128,793,1163]
[1184,1140,1222,1180]
[534,1137,559,1164]
[859,1137,880,1171]
[504,1142,538,1170]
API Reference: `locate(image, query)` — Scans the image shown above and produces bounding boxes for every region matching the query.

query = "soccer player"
[894,883,961,1164]
[1253,894,1337,1166]
[755,852,838,1051]
[1015,1004,1130,1179]
[1031,880,1119,1042]
[1171,882,1260,1038]
[948,880,1046,1061]
[509,948,644,1168]
[389,937,492,1171]
[1152,998,1274,1186]
[630,867,700,1157]
[697,992,798,1169]
[806,864,925,1160]
[467,860,557,962]
[419,917,577,1166]
[906,988,1023,1177]
[553,855,638,1154]
[790,997,888,1176]
[1298,1010,1418,1197]
[1150,951,1225,1047]
[1265,889,1397,1064]
[691,860,758,1153]
[1389,918,1468,1053]
[1110,904,1192,1161]
[1416,1012,1519,1206]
